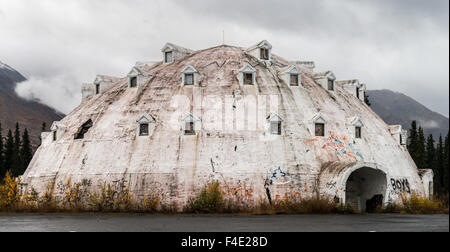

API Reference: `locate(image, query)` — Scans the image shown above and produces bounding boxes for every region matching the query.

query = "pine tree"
[0,121,4,181]
[436,135,445,195]
[426,134,437,193]
[11,123,23,177]
[4,130,15,175]
[416,127,426,168]
[20,129,33,176]
[408,121,419,164]
[444,132,449,195]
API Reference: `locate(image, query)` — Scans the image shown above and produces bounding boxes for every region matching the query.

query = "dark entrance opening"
[130,77,137,88]
[75,119,93,140]
[345,167,387,212]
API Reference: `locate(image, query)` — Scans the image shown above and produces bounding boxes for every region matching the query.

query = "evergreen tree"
[0,121,4,181]
[426,135,437,193]
[4,130,15,175]
[20,129,33,176]
[436,135,445,195]
[416,127,426,168]
[11,123,23,177]
[444,132,449,195]
[408,121,419,164]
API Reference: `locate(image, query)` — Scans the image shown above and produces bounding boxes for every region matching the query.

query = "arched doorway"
[345,167,387,212]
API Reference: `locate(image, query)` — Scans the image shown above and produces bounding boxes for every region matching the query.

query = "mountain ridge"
[367,89,449,138]
[0,60,65,149]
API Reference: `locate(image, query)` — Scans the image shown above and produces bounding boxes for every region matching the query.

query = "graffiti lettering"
[326,181,337,189]
[391,178,411,194]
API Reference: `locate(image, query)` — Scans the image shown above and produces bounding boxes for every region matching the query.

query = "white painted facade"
[20,41,433,212]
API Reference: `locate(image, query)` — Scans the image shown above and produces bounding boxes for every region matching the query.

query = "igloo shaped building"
[21,41,434,212]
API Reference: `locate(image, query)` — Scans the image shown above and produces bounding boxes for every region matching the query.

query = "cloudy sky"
[0,0,448,116]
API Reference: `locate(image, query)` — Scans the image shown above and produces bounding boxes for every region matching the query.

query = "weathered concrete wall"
[21,44,428,209]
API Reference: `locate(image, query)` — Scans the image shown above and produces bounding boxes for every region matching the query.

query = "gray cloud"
[0,0,448,116]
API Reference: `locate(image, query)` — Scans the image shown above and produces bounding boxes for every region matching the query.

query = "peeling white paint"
[20,41,432,210]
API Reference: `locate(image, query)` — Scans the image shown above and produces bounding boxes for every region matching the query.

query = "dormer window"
[51,122,66,142]
[165,51,173,63]
[52,130,57,142]
[246,40,272,61]
[130,77,137,88]
[184,73,194,85]
[183,114,200,136]
[268,114,283,136]
[181,65,199,86]
[185,122,195,135]
[328,79,335,91]
[355,126,362,139]
[139,123,149,136]
[282,66,301,87]
[244,73,254,85]
[290,74,299,86]
[350,117,363,139]
[95,84,100,95]
[312,114,327,137]
[260,48,270,60]
[239,64,257,86]
[356,87,360,99]
[315,123,325,137]
[271,121,282,135]
[137,114,156,137]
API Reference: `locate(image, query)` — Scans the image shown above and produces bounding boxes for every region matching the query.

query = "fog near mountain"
[0,61,64,148]
[367,90,449,138]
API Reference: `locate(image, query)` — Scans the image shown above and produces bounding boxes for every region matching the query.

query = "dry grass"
[185,182,355,215]
[1,178,448,215]
[378,195,449,215]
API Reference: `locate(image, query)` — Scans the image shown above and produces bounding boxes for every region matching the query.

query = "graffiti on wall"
[304,131,364,162]
[391,178,411,194]
[222,182,254,198]
[267,165,292,185]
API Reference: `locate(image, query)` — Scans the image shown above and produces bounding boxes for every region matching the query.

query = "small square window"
[271,122,282,135]
[244,73,254,85]
[185,122,195,135]
[130,77,137,88]
[328,79,334,91]
[165,51,173,63]
[140,123,149,136]
[290,74,299,86]
[184,74,194,85]
[260,48,269,60]
[315,123,325,137]
[355,127,362,139]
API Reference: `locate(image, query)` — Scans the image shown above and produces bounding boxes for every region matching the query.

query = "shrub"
[378,195,448,214]
[0,172,20,210]
[187,182,224,213]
